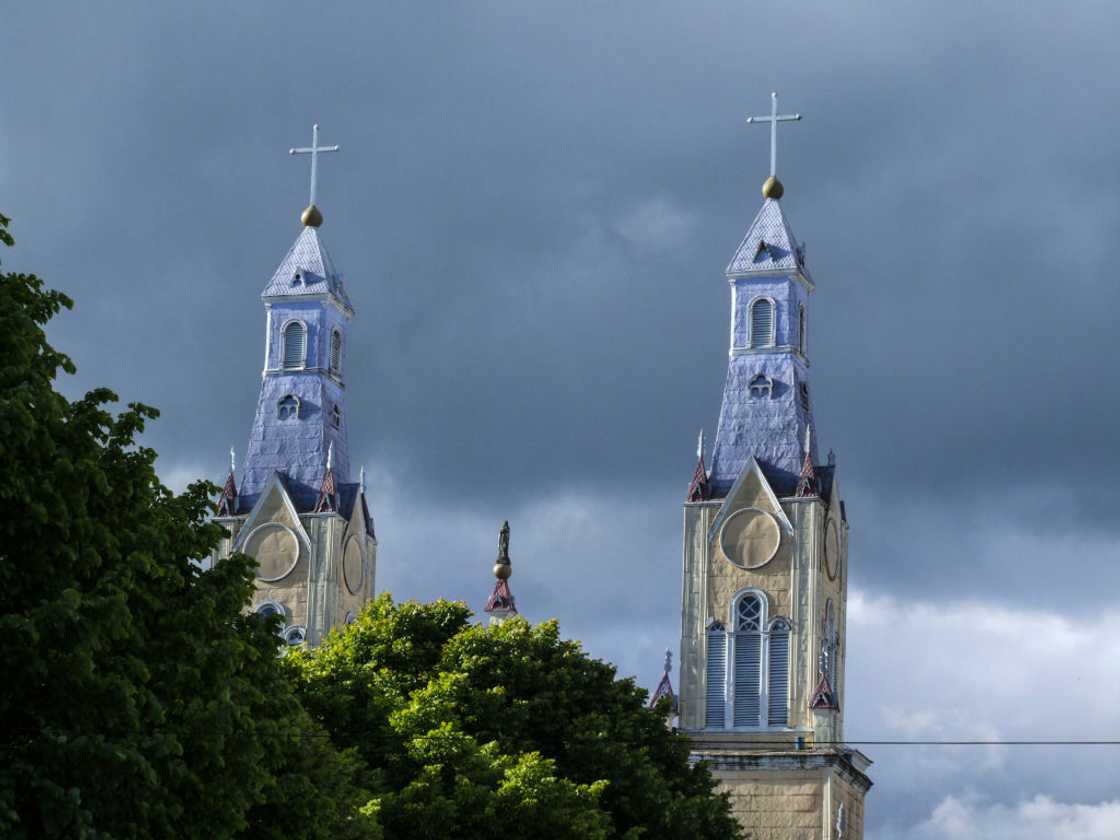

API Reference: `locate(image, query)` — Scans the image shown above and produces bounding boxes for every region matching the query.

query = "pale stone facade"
[213,475,376,647]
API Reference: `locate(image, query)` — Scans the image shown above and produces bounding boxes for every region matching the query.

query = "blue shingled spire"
[238,224,354,512]
[708,196,818,497]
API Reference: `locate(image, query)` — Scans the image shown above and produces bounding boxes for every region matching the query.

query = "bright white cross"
[745,92,802,177]
[289,123,340,207]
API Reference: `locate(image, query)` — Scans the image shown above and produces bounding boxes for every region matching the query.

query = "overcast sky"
[5,2,1120,836]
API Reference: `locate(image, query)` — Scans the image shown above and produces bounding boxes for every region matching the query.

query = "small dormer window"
[331,404,341,429]
[749,299,775,349]
[748,373,773,399]
[330,330,342,376]
[278,395,300,420]
[283,321,306,369]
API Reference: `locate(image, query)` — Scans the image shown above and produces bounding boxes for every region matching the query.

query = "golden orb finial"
[761,176,784,200]
[301,204,323,227]
[493,562,512,580]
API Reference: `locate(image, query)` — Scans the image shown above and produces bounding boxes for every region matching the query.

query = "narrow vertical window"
[732,593,763,726]
[768,619,791,727]
[283,321,306,369]
[330,329,342,375]
[331,404,342,429]
[799,304,806,356]
[705,622,727,728]
[750,299,774,349]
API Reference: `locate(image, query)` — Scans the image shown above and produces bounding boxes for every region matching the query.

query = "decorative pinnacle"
[359,465,366,494]
[493,520,512,580]
[697,428,705,461]
[229,446,236,474]
[804,424,812,456]
[326,440,334,471]
[663,648,673,673]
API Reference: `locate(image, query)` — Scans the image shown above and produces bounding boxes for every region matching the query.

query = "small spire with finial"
[289,123,340,228]
[229,445,236,475]
[359,464,366,495]
[485,521,517,624]
[326,440,334,471]
[663,648,673,673]
[745,91,802,200]
[696,428,705,461]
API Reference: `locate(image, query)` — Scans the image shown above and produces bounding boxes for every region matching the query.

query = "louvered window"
[283,322,306,369]
[798,304,806,355]
[705,622,727,728]
[750,299,774,348]
[733,634,762,726]
[330,330,342,375]
[768,620,790,727]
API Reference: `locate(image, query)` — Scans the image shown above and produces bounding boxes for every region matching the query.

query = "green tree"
[0,213,370,839]
[289,595,741,840]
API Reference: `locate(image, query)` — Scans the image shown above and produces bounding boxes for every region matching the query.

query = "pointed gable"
[725,199,811,283]
[262,226,353,312]
[233,471,311,553]
[709,456,793,544]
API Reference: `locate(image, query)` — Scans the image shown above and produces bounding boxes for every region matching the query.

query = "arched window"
[282,625,306,646]
[732,592,765,727]
[768,618,791,727]
[749,373,773,399]
[749,299,775,349]
[283,321,306,369]
[277,394,300,420]
[705,621,727,728]
[330,329,342,376]
[256,600,286,622]
[798,304,806,356]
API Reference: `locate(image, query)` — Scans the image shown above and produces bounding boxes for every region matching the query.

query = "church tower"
[213,125,376,647]
[676,95,871,838]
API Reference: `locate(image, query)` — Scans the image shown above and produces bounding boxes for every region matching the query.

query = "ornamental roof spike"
[314,453,338,514]
[649,648,677,713]
[687,431,712,502]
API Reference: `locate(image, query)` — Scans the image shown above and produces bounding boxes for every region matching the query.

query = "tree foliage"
[0,212,738,838]
[289,596,742,840]
[0,213,370,839]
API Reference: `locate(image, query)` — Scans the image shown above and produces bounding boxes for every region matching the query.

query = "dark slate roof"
[261,226,353,312]
[725,198,811,282]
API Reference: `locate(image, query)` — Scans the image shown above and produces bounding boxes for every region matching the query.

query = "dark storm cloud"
[5,3,1120,834]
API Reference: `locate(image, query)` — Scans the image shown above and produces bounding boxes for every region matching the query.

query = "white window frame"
[703,589,794,731]
[280,319,308,370]
[748,296,777,349]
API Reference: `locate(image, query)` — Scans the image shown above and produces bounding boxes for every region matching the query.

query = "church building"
[675,94,872,839]
[212,125,376,647]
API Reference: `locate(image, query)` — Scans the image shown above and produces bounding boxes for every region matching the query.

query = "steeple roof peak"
[262,226,352,311]
[725,198,811,282]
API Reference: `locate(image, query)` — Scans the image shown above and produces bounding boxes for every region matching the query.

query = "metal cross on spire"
[745,92,801,178]
[289,123,340,209]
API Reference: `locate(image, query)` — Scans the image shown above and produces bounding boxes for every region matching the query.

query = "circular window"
[824,519,840,581]
[343,537,363,594]
[719,507,781,569]
[245,523,300,582]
